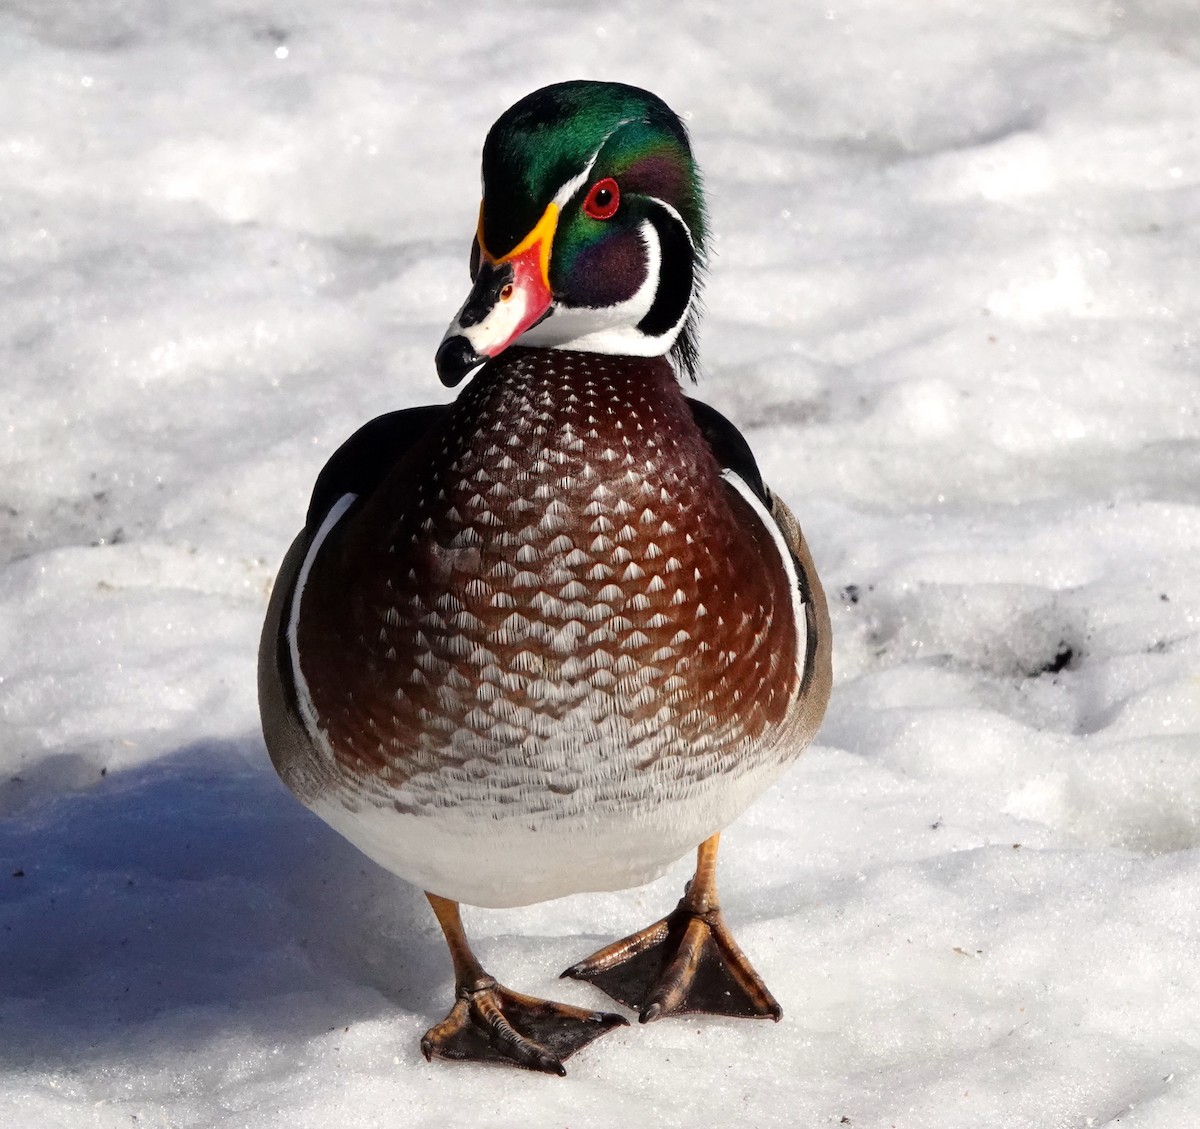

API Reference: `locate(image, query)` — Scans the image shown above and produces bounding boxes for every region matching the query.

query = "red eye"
[582,177,620,220]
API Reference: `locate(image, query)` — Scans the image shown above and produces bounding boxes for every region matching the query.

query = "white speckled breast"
[289,348,804,906]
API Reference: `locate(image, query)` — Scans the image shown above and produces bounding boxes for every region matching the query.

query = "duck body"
[259,80,831,1073]
[263,346,820,908]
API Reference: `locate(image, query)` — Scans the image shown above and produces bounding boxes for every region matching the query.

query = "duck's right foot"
[420,977,628,1075]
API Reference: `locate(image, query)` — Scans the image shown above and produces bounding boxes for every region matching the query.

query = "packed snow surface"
[3,2,1200,1126]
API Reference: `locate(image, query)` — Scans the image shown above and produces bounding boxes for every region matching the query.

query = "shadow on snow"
[0,737,447,1069]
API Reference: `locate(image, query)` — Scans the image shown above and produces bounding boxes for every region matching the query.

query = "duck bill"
[435,203,558,387]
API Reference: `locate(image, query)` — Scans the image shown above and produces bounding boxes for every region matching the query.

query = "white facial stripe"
[719,469,808,682]
[287,492,358,748]
[519,216,695,357]
[519,220,659,348]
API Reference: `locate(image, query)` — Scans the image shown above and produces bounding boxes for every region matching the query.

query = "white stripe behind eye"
[550,119,636,210]
[286,491,358,746]
[553,157,601,211]
[720,469,807,681]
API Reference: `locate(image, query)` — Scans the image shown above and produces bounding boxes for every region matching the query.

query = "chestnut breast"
[296,348,799,795]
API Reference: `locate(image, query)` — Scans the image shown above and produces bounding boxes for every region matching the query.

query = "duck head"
[436,80,707,387]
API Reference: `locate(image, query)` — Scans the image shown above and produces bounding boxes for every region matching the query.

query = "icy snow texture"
[2,1,1200,1126]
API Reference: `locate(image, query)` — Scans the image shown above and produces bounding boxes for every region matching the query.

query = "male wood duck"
[259,80,831,1075]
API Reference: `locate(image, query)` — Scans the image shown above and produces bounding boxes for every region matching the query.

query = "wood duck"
[259,80,831,1075]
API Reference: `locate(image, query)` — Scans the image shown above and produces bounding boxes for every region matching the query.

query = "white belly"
[310,748,789,907]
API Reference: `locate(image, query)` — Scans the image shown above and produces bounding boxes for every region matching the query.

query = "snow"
[2,1,1199,1125]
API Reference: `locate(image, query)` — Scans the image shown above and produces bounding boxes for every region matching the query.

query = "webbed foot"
[421,891,626,1074]
[421,977,628,1074]
[561,834,781,1023]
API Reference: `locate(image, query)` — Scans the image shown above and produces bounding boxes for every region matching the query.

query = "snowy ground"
[3,2,1200,1126]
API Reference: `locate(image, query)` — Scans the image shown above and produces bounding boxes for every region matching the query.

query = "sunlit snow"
[3,2,1200,1127]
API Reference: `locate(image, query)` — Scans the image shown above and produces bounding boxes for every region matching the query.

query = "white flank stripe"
[286,492,358,747]
[720,469,807,681]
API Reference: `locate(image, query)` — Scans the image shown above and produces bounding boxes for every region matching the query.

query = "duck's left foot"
[420,978,628,1074]
[561,900,782,1023]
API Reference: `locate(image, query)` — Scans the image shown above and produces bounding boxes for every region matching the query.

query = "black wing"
[685,397,770,507]
[306,405,450,531]
[260,404,450,792]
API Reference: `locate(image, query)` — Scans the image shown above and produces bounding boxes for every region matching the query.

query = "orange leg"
[420,893,627,1074]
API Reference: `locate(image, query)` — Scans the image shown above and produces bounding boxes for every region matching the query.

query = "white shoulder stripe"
[286,492,358,748]
[720,469,807,680]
